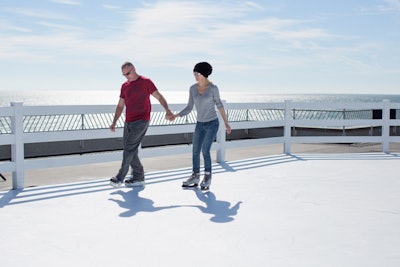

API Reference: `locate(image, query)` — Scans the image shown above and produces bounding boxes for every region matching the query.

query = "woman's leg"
[201,119,219,173]
[192,122,205,173]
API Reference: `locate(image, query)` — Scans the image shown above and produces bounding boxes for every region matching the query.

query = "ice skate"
[182,172,200,187]
[125,179,145,187]
[110,177,123,188]
[200,172,212,190]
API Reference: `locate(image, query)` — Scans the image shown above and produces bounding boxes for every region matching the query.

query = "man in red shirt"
[109,61,173,188]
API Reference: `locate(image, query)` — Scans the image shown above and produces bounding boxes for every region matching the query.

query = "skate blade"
[200,186,210,190]
[110,181,123,188]
[125,184,145,188]
[182,183,198,188]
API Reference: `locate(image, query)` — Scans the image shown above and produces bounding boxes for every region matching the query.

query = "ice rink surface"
[1,153,400,267]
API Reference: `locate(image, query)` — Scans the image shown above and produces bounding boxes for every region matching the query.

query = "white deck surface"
[1,152,400,267]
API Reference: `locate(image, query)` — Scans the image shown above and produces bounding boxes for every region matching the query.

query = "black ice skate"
[182,172,200,188]
[110,177,123,188]
[200,172,212,190]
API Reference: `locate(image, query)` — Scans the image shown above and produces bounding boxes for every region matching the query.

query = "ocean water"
[1,90,400,106]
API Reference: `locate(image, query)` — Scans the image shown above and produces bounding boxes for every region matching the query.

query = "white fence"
[1,100,400,189]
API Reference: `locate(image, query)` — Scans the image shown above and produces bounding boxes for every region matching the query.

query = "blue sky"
[1,0,399,94]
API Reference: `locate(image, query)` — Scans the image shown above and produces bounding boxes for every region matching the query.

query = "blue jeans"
[192,118,219,173]
[116,120,149,182]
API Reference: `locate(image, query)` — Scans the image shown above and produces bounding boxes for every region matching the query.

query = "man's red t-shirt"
[120,76,157,122]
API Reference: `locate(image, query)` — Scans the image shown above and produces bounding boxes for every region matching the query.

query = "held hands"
[164,109,174,121]
[165,112,178,121]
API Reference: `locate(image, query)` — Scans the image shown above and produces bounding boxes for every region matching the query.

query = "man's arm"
[152,90,173,120]
[110,98,125,132]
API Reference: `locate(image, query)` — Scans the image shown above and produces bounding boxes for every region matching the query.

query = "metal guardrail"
[0,107,388,134]
[0,116,11,134]
[0,110,197,134]
[1,100,400,190]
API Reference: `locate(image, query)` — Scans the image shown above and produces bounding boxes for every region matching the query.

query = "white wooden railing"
[1,100,400,189]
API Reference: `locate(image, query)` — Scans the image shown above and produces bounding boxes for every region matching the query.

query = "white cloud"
[1,0,398,93]
[0,20,31,33]
[361,0,400,13]
[36,21,86,32]
[384,0,400,10]
[0,1,339,74]
[4,7,73,20]
[50,0,81,5]
[114,1,333,66]
[102,4,121,10]
[0,1,364,69]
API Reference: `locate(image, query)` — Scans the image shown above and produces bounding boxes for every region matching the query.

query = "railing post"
[80,114,85,149]
[11,102,25,189]
[283,100,292,154]
[342,109,346,136]
[381,99,390,153]
[216,100,227,163]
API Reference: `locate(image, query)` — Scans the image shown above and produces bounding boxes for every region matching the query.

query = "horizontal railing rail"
[1,100,399,189]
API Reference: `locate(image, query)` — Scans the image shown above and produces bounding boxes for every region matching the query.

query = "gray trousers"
[116,120,149,182]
